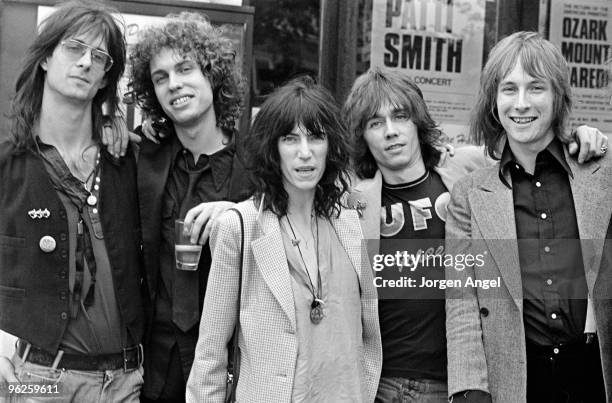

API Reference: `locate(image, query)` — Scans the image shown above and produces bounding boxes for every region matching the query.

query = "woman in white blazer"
[186,77,382,403]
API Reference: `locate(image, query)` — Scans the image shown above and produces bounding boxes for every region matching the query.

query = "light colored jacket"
[186,199,382,403]
[445,147,612,402]
[346,145,490,250]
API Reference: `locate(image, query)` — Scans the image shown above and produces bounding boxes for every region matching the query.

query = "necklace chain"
[286,215,322,301]
[82,160,98,188]
[83,151,101,191]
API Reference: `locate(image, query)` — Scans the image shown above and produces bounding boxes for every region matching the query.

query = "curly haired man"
[129,12,250,402]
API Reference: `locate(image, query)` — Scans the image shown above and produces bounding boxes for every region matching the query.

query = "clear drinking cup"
[175,219,202,271]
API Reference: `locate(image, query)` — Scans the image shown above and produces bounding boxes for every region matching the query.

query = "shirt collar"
[34,135,119,166]
[383,170,429,189]
[172,137,235,191]
[498,136,573,188]
[34,136,94,207]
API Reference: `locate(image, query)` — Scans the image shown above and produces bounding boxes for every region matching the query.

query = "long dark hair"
[244,76,352,218]
[8,0,126,151]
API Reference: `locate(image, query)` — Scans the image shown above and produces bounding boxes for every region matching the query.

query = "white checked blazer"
[186,198,382,403]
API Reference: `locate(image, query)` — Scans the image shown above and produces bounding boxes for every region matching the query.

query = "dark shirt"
[37,141,124,354]
[147,137,235,393]
[157,138,235,297]
[378,170,449,380]
[500,138,588,346]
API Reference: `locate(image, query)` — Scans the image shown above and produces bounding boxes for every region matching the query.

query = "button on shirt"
[500,138,588,346]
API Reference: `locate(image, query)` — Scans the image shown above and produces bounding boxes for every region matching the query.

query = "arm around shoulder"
[452,145,495,169]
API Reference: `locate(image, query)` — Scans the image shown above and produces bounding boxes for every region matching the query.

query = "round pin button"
[39,235,56,253]
[87,195,97,206]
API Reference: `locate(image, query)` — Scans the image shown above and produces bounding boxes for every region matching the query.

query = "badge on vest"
[28,208,50,219]
[39,235,56,253]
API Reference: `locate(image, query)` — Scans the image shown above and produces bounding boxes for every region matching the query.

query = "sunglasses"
[60,38,113,72]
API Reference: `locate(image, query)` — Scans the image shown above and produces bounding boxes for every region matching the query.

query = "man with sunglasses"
[60,39,114,71]
[0,1,145,401]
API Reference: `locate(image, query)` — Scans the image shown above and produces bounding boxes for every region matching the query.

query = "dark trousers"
[526,337,606,403]
[142,282,198,402]
[141,344,186,403]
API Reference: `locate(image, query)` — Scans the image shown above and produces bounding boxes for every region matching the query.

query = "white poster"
[549,0,612,134]
[370,0,485,144]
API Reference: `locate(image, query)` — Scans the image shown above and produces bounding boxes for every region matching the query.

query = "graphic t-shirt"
[378,170,450,380]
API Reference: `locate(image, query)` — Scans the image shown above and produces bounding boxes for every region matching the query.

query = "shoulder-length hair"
[244,76,352,218]
[129,12,244,140]
[342,67,443,179]
[9,0,126,151]
[470,31,572,159]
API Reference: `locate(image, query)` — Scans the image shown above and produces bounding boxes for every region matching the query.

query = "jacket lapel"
[227,153,252,202]
[347,173,382,262]
[470,168,523,305]
[567,154,611,292]
[348,172,382,240]
[250,210,297,331]
[329,213,362,281]
[137,139,175,300]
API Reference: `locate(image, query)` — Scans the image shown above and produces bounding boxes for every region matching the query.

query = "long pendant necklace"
[83,151,101,206]
[286,215,325,324]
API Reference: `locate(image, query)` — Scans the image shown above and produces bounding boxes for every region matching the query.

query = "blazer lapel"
[470,168,523,305]
[329,213,362,281]
[137,139,175,300]
[348,172,383,242]
[567,154,611,291]
[250,210,297,330]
